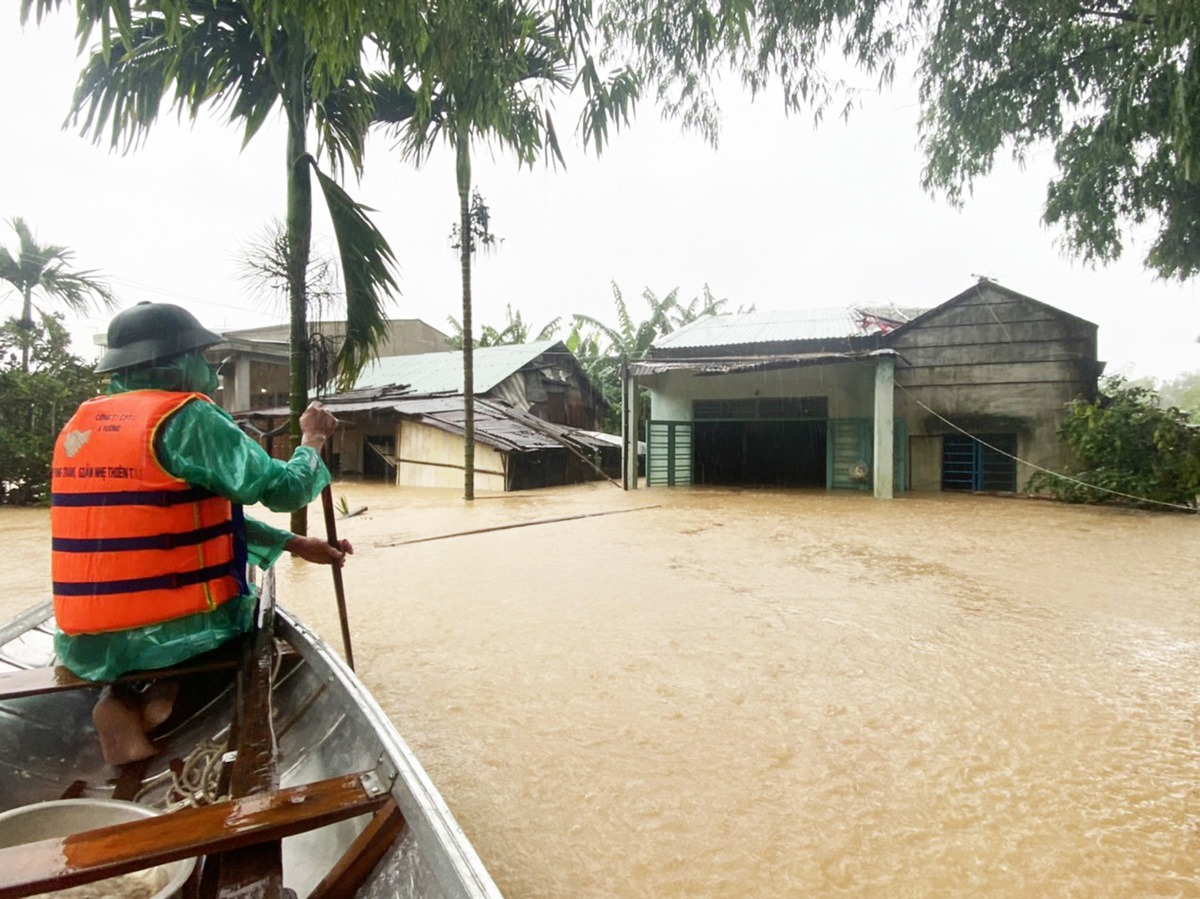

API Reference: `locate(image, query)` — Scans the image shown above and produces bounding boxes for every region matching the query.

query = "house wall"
[396,421,507,491]
[889,285,1098,491]
[644,363,878,420]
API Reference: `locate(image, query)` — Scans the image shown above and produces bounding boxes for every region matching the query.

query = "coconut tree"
[0,217,116,372]
[26,0,410,532]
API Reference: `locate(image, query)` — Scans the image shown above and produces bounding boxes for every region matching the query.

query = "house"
[207,318,453,413]
[625,280,1101,497]
[239,340,619,491]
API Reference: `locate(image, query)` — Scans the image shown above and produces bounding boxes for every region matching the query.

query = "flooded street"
[2,485,1198,897]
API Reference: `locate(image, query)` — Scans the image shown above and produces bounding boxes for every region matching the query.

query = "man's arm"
[158,400,337,512]
[245,515,352,570]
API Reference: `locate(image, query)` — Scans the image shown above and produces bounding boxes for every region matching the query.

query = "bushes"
[0,314,104,505]
[1030,377,1200,510]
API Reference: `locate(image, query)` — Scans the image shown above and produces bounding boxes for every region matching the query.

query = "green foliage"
[447,304,562,349]
[1029,377,1200,510]
[0,313,105,505]
[569,282,746,431]
[1149,370,1200,419]
[0,216,116,372]
[45,0,403,427]
[917,1,1200,279]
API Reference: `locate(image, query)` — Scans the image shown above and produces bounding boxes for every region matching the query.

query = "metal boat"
[0,572,501,898]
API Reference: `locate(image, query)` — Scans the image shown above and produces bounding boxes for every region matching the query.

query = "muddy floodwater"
[2,485,1198,897]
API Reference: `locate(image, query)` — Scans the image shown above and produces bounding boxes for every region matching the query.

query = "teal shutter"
[645,421,693,486]
[826,418,907,493]
[827,418,872,490]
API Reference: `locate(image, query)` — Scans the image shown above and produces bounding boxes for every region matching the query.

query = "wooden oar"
[321,444,355,671]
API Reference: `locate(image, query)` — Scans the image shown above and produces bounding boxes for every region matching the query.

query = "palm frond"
[311,161,399,389]
[571,312,624,353]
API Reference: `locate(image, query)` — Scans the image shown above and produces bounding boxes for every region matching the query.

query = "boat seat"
[0,639,296,701]
[0,771,390,899]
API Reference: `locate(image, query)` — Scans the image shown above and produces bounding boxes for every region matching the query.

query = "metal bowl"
[0,797,195,898]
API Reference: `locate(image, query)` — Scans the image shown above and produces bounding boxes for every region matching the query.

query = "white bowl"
[0,797,195,898]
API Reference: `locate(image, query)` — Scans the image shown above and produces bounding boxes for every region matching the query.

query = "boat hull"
[0,597,501,899]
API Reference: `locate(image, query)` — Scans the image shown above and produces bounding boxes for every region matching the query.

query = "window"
[942,434,1017,492]
[693,397,828,420]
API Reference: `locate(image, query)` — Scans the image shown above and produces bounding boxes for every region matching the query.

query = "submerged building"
[239,340,619,491]
[625,280,1101,497]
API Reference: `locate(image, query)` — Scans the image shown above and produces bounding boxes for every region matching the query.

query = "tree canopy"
[916,1,1200,280]
[0,312,105,504]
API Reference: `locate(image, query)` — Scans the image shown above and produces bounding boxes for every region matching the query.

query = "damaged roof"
[652,306,922,350]
[240,393,615,456]
[351,340,562,393]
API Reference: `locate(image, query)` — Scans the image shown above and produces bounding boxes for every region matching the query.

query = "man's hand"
[286,535,354,567]
[299,401,338,449]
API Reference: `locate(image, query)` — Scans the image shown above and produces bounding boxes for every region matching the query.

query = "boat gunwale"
[0,599,502,899]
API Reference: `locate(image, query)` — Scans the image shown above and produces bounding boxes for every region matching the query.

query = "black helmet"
[96,302,225,373]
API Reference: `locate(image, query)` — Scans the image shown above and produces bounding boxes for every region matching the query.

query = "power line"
[106,276,284,321]
[894,381,1198,514]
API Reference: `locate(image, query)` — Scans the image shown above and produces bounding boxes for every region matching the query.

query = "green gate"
[645,420,693,486]
[826,418,907,493]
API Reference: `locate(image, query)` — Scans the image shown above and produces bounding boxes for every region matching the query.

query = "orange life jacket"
[51,390,247,636]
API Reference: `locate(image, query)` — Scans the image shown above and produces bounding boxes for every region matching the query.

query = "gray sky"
[4,13,1199,381]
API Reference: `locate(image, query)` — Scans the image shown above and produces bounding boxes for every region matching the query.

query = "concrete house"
[240,340,618,491]
[624,281,1100,497]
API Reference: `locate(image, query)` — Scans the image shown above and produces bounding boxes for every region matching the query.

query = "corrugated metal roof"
[237,394,614,455]
[352,340,560,393]
[629,349,897,377]
[652,307,908,349]
[391,396,564,451]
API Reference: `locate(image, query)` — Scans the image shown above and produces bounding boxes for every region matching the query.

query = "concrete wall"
[890,284,1097,491]
[644,362,878,421]
[396,421,507,491]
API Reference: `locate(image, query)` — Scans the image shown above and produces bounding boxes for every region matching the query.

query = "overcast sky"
[4,12,1199,382]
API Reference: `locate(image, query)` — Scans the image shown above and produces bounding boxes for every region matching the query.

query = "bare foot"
[92,687,157,766]
[141,679,179,732]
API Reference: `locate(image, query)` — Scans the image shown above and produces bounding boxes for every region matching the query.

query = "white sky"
[3,13,1199,382]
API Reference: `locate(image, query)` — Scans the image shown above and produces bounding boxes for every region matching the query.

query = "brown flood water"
[2,485,1198,897]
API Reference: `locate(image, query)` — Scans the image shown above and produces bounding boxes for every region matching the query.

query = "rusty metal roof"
[241,394,615,455]
[652,307,918,350]
[391,396,613,454]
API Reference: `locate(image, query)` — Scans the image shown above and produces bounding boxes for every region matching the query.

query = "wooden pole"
[321,443,355,670]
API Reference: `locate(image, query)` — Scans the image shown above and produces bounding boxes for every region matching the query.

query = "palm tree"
[0,217,116,372]
[30,0,408,532]
[375,0,571,500]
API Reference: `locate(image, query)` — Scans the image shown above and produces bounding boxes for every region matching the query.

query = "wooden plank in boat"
[0,639,298,700]
[0,772,390,899]
[307,798,407,899]
[0,645,241,700]
[203,606,284,898]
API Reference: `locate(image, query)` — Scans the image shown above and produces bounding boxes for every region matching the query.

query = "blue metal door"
[942,434,1017,491]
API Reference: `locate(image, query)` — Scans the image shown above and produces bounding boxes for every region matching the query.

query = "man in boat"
[50,301,353,766]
